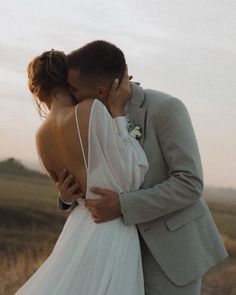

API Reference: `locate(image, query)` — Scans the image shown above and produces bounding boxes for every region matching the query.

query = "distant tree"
[0,158,48,179]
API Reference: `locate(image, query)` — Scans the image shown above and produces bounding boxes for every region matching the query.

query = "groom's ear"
[97,86,109,99]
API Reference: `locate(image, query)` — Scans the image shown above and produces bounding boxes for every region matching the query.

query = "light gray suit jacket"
[58,83,228,286]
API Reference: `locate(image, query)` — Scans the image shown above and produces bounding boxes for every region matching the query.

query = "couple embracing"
[15,40,227,295]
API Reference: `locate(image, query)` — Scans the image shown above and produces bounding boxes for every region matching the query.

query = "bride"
[15,49,149,295]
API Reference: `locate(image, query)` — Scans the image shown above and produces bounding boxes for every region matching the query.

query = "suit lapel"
[129,83,146,147]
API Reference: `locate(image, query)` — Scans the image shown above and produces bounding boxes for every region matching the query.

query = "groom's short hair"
[66,40,126,84]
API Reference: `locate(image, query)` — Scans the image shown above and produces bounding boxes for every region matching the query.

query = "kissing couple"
[15,40,227,295]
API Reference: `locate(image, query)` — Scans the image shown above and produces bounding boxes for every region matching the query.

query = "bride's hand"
[108,68,131,117]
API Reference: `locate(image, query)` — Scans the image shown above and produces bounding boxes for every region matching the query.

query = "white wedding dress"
[15,99,149,295]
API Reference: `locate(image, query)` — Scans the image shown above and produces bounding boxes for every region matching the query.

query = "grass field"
[0,170,68,295]
[0,158,235,295]
[210,210,236,240]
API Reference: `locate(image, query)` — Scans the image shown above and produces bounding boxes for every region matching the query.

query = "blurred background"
[0,0,235,294]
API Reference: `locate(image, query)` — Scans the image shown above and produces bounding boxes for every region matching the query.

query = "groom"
[56,40,228,294]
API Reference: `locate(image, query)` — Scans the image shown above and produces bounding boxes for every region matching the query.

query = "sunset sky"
[0,0,235,188]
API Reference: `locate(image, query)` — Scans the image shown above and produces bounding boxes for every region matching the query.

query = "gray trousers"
[138,231,202,295]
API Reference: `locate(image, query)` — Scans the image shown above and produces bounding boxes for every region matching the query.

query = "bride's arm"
[57,72,148,213]
[58,107,148,214]
[57,71,132,212]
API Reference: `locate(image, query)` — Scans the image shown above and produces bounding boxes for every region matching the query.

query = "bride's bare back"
[36,99,94,196]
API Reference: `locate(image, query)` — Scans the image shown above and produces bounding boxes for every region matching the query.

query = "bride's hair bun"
[27,49,67,103]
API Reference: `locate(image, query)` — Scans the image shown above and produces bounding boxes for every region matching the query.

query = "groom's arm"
[57,97,203,224]
[119,97,204,225]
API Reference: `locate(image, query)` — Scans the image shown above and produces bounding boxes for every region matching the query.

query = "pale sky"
[0,0,235,188]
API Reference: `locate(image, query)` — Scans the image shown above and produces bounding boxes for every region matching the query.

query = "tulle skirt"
[15,200,145,295]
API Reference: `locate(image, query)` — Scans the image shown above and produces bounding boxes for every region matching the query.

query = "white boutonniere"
[128,120,142,140]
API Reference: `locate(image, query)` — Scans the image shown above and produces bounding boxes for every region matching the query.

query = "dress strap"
[75,104,88,173]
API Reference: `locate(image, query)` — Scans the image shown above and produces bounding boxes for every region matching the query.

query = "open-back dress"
[15,99,149,295]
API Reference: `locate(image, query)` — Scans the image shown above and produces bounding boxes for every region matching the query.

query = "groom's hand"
[85,188,122,223]
[55,169,84,203]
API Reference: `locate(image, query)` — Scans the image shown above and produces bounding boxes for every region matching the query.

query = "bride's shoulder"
[76,98,105,116]
[76,98,95,113]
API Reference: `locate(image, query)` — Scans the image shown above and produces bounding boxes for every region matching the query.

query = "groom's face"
[68,68,102,103]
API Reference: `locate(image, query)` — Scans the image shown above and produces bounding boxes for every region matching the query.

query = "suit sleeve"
[57,197,76,212]
[119,97,204,225]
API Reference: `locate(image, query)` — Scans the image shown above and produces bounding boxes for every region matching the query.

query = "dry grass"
[0,170,236,295]
[202,258,236,295]
[222,234,236,257]
[1,233,235,295]
[201,234,236,294]
[0,240,54,295]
